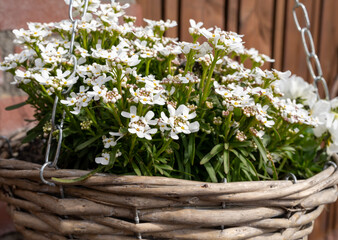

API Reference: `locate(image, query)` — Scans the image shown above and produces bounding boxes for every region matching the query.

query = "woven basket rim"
[0,154,337,185]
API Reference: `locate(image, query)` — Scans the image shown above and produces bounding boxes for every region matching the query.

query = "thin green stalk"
[199,66,208,96]
[224,112,234,140]
[155,138,173,158]
[200,50,220,106]
[145,59,151,76]
[129,134,137,156]
[85,108,99,128]
[109,103,123,127]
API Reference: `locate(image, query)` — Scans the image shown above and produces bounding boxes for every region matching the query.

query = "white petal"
[121,111,130,118]
[189,121,200,132]
[145,111,155,121]
[168,104,176,117]
[130,105,137,115]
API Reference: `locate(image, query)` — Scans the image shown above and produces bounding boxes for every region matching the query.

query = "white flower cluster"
[1,0,335,172]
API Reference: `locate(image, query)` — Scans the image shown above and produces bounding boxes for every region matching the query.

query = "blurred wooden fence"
[135,0,338,239]
[136,0,337,97]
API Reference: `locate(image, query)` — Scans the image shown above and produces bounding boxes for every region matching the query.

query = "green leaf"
[52,165,104,183]
[204,162,218,182]
[75,135,102,152]
[253,136,278,180]
[223,150,229,174]
[5,101,27,111]
[131,161,142,176]
[200,143,223,165]
[252,136,268,163]
[271,127,281,141]
[188,134,196,165]
[231,149,259,180]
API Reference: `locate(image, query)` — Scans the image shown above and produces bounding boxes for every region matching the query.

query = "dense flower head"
[1,0,335,182]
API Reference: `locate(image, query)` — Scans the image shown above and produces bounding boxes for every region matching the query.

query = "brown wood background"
[135,0,338,239]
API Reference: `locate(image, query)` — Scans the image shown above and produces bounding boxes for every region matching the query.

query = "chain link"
[292,0,330,100]
[40,0,90,186]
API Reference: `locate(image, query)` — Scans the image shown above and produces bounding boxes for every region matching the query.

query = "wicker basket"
[0,155,337,240]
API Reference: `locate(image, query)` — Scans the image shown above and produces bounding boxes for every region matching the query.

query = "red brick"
[0,0,68,30]
[0,96,35,136]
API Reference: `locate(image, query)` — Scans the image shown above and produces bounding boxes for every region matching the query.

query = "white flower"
[311,99,338,152]
[274,75,317,108]
[88,85,107,101]
[123,110,158,140]
[12,69,31,84]
[160,104,199,140]
[102,135,117,148]
[95,152,110,165]
[95,150,122,165]
[121,105,139,122]
[189,19,204,36]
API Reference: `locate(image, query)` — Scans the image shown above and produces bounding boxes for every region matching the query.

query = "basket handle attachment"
[285,173,298,184]
[39,0,89,187]
[323,161,337,170]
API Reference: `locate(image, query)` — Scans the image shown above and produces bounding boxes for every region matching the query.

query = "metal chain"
[292,0,330,100]
[40,0,89,186]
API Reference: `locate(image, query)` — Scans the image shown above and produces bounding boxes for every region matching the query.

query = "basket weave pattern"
[0,156,337,240]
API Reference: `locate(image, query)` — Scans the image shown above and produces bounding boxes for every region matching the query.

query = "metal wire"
[285,173,298,184]
[323,161,337,170]
[292,0,330,100]
[134,209,142,239]
[40,0,89,186]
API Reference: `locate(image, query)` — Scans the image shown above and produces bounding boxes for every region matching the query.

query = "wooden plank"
[180,0,225,42]
[226,0,239,32]
[137,0,162,25]
[202,0,225,31]
[318,0,338,98]
[164,0,179,38]
[239,0,274,69]
[180,0,205,42]
[272,0,286,70]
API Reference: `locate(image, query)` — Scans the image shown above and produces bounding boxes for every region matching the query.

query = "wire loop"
[292,2,310,32]
[300,28,315,57]
[285,173,298,184]
[69,0,90,22]
[324,161,337,170]
[40,162,56,186]
[314,76,330,100]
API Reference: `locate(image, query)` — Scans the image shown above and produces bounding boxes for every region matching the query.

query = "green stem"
[129,134,137,156]
[82,30,88,50]
[145,59,151,76]
[109,103,123,127]
[155,138,173,158]
[199,66,208,96]
[168,57,173,75]
[200,50,220,106]
[224,112,234,140]
[85,108,99,128]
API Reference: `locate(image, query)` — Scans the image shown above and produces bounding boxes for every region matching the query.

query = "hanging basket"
[0,155,337,240]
